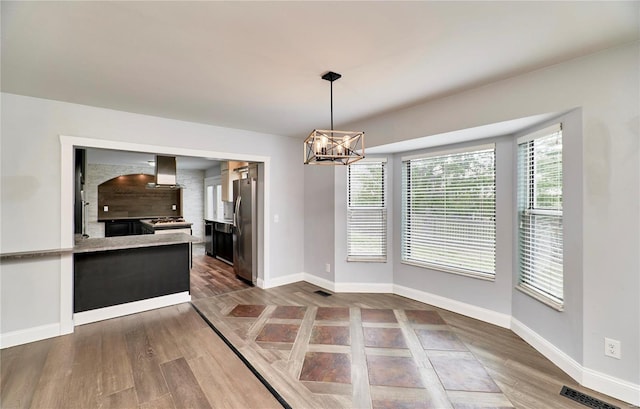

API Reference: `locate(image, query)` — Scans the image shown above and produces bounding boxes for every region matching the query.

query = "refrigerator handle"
[234,196,242,235]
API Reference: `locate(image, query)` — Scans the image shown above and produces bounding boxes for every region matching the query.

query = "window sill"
[400,260,495,282]
[347,257,387,263]
[516,284,564,312]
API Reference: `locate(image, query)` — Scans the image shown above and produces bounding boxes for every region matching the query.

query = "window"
[517,124,563,309]
[216,184,224,219]
[347,160,387,261]
[206,185,214,219]
[401,145,496,279]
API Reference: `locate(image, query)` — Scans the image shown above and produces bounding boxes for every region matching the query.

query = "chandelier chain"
[330,79,334,131]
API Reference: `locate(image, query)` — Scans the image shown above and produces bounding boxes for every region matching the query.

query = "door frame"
[60,135,271,332]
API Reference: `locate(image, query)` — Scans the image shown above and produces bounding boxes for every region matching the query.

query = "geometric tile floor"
[221,303,514,408]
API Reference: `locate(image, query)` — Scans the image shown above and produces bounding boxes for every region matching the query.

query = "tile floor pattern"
[222,303,514,408]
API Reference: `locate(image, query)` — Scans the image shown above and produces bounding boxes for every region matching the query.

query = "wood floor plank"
[62,323,104,409]
[350,307,373,409]
[138,393,176,409]
[188,350,282,409]
[160,357,212,409]
[287,306,317,379]
[28,335,75,409]
[100,387,138,409]
[124,325,169,405]
[101,318,135,396]
[0,339,51,409]
[190,244,250,299]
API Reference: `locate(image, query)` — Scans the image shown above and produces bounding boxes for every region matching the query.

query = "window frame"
[346,158,387,263]
[400,143,497,280]
[516,123,564,311]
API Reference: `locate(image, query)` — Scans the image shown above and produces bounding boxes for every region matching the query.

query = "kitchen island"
[73,233,197,325]
[139,217,193,235]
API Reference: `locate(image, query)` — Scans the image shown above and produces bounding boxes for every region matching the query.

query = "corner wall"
[336,42,639,401]
[303,165,335,285]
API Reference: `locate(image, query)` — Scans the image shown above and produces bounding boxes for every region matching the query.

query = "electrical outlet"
[172,204,177,210]
[103,205,108,212]
[604,337,621,359]
[325,263,331,273]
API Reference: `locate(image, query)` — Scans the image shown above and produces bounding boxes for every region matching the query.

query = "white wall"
[0,93,304,345]
[337,42,639,395]
[303,165,335,283]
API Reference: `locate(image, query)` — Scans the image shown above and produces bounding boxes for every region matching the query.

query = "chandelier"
[304,71,364,165]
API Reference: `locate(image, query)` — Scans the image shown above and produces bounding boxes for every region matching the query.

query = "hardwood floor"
[2,280,636,408]
[0,303,282,409]
[190,244,251,299]
[193,282,636,409]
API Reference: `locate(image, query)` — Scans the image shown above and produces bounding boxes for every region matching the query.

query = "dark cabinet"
[74,243,190,313]
[213,222,233,264]
[204,221,214,256]
[140,223,155,235]
[105,220,145,237]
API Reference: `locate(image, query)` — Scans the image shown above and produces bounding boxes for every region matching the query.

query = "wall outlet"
[604,337,621,359]
[103,205,108,212]
[172,204,177,210]
[325,263,331,273]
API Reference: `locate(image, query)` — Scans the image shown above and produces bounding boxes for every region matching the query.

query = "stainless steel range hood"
[146,155,185,189]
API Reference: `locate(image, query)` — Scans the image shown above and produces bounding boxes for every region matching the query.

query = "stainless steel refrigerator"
[232,165,257,284]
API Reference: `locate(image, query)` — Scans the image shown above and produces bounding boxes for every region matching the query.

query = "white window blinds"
[347,160,387,262]
[517,124,563,308]
[401,145,496,279]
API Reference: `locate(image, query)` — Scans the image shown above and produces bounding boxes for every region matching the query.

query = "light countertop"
[74,233,197,254]
[139,219,193,229]
[204,218,234,225]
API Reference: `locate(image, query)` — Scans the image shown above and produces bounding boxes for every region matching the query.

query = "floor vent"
[560,386,620,409]
[314,290,333,297]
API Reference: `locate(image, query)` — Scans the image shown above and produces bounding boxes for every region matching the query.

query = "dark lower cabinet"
[204,221,214,256]
[213,222,233,264]
[105,220,145,237]
[74,243,190,313]
[214,231,233,263]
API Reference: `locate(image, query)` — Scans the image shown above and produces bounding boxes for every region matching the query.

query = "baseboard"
[393,284,512,328]
[302,273,335,292]
[301,274,394,294]
[1,323,62,349]
[261,273,305,289]
[334,282,394,293]
[582,366,640,407]
[512,318,639,406]
[73,292,191,326]
[511,318,583,382]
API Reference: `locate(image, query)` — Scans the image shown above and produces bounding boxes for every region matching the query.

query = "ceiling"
[2,1,638,142]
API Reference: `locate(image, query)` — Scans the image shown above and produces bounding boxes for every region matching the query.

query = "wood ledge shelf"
[1,248,74,260]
